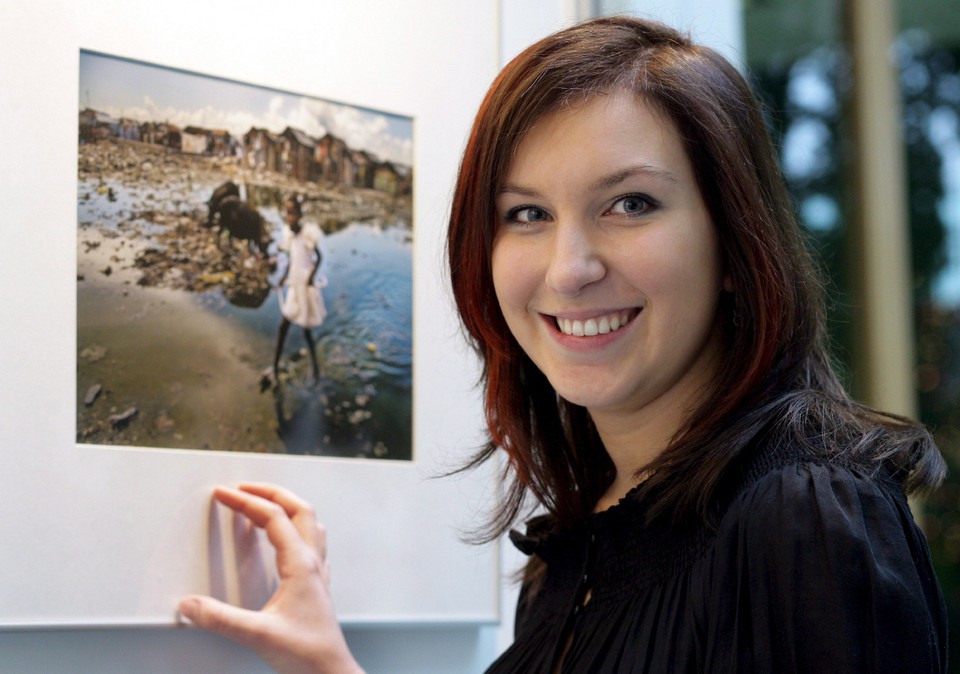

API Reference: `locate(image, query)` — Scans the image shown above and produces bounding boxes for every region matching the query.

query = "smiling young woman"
[491,92,727,503]
[181,16,948,674]
[446,15,947,673]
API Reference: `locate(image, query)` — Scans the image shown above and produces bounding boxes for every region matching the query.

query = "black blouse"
[486,441,947,673]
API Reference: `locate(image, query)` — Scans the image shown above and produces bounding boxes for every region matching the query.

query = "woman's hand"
[178,483,364,674]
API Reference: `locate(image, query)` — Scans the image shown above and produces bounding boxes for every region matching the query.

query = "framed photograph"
[77,50,413,461]
[0,0,498,629]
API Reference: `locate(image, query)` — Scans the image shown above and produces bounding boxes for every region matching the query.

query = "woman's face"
[491,92,727,420]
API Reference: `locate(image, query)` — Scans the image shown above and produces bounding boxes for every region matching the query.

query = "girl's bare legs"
[303,327,320,383]
[273,317,292,377]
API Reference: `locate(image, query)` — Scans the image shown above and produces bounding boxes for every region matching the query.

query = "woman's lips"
[552,309,640,337]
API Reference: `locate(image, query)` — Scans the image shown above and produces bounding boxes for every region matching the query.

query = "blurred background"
[598,0,960,664]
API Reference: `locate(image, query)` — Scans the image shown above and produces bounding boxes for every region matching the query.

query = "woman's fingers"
[236,482,323,554]
[210,485,319,575]
[180,485,363,673]
[178,595,268,648]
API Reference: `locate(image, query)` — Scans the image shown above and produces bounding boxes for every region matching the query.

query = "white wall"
[601,0,745,66]
[1,0,504,671]
[0,1,742,671]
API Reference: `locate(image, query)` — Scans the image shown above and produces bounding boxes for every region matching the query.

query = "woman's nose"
[545,222,605,296]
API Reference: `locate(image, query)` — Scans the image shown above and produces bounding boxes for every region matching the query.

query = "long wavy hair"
[447,16,944,541]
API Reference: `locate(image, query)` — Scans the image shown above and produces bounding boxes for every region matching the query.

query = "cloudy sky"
[79,50,413,166]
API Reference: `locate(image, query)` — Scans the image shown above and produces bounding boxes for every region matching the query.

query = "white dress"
[279,223,327,328]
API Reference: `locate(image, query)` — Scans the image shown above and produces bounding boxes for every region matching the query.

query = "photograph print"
[77,50,413,460]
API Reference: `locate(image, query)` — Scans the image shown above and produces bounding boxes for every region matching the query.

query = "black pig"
[206,180,240,223]
[206,182,271,256]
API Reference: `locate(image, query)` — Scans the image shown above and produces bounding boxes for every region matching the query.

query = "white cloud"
[301,98,411,165]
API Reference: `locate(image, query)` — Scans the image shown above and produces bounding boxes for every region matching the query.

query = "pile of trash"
[78,139,412,307]
[133,216,276,308]
[79,139,412,234]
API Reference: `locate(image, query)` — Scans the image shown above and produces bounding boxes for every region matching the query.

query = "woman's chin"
[554,384,629,413]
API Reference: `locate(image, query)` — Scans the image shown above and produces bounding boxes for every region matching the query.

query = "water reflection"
[196,220,412,458]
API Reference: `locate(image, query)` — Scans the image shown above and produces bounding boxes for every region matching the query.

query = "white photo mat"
[0,0,499,627]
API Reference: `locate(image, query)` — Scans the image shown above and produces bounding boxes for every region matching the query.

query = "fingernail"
[177,598,199,624]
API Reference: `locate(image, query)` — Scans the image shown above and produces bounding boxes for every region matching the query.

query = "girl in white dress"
[271,196,325,385]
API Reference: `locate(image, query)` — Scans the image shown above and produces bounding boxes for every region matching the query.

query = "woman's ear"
[723,275,734,293]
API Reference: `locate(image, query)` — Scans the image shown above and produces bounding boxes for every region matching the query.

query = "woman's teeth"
[556,311,633,337]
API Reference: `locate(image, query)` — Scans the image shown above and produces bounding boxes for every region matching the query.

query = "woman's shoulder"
[713,385,943,515]
[744,388,943,495]
[705,432,947,671]
[721,430,911,537]
[711,429,944,635]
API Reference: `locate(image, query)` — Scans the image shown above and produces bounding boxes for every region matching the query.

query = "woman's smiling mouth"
[553,309,640,336]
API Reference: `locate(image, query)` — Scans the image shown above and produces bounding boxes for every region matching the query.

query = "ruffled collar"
[508,482,654,561]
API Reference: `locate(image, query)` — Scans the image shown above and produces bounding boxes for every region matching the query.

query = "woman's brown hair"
[447,16,943,540]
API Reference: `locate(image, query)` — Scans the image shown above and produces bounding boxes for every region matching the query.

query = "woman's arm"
[178,484,364,674]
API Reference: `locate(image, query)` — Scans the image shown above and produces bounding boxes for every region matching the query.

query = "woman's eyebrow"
[589,164,678,191]
[497,183,543,199]
[497,165,678,200]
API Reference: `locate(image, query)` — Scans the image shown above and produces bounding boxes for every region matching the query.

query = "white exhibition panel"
[0,0,498,627]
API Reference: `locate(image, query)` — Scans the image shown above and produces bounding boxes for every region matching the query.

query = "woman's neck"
[587,330,723,512]
[587,370,714,512]
[590,406,676,512]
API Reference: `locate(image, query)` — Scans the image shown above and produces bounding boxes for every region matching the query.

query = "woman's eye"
[507,205,549,224]
[608,195,654,216]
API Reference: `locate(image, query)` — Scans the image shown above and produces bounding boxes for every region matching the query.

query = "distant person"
[265,196,325,388]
